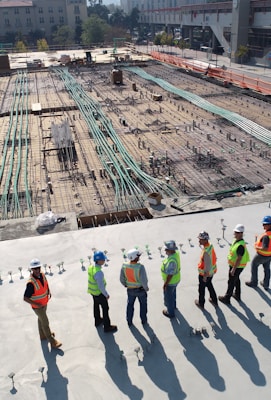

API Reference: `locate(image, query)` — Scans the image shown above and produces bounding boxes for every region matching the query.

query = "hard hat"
[93,251,107,262]
[198,231,209,240]
[233,224,244,233]
[262,215,271,225]
[164,240,177,251]
[30,258,42,269]
[127,248,141,261]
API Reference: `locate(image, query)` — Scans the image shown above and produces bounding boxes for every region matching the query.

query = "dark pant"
[127,288,148,324]
[198,275,217,306]
[250,253,271,288]
[92,294,111,329]
[224,267,243,300]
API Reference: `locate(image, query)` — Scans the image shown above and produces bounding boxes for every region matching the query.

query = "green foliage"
[160,32,173,46]
[87,4,109,21]
[15,40,27,52]
[37,38,49,51]
[236,45,248,65]
[81,15,109,45]
[52,25,75,46]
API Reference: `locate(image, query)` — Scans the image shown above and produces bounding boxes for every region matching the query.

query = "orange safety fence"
[151,51,271,96]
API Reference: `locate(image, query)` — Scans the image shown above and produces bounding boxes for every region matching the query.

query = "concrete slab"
[0,201,271,399]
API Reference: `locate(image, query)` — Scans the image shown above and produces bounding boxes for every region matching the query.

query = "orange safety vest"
[28,273,49,308]
[255,231,271,256]
[122,263,142,288]
[198,243,217,276]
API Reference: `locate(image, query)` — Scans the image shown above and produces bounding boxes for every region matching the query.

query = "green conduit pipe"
[52,67,179,210]
[125,67,271,147]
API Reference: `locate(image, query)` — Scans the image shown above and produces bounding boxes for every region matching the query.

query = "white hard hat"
[127,249,141,261]
[233,224,244,233]
[30,258,42,268]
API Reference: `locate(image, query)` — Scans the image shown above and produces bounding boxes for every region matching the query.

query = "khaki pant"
[33,305,55,344]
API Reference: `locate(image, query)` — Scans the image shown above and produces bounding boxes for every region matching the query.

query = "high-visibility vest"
[122,263,142,288]
[28,273,49,308]
[198,243,217,276]
[87,265,106,296]
[161,251,181,285]
[255,231,271,256]
[228,239,250,268]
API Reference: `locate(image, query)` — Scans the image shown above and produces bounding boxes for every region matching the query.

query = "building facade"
[120,0,271,64]
[0,0,88,43]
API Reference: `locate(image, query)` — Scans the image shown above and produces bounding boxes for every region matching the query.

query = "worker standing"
[195,231,218,309]
[219,224,250,304]
[120,249,149,326]
[161,240,181,318]
[246,215,271,291]
[88,251,117,333]
[23,259,62,349]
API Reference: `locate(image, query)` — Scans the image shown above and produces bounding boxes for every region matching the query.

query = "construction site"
[0,48,271,228]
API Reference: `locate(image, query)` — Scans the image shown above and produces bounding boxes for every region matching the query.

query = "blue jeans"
[126,288,148,325]
[250,253,271,288]
[164,285,177,317]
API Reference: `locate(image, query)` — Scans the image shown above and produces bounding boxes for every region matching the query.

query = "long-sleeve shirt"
[94,269,109,297]
[120,263,149,291]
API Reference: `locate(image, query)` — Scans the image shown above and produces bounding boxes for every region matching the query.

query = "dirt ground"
[0,60,270,221]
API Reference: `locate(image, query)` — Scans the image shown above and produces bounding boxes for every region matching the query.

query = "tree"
[52,25,75,46]
[109,9,127,29]
[81,15,109,45]
[37,38,49,51]
[15,40,27,52]
[87,4,109,21]
[178,39,190,57]
[236,45,248,66]
[128,7,139,32]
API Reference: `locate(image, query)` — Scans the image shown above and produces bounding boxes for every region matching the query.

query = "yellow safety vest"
[87,265,106,296]
[161,251,181,285]
[228,240,250,268]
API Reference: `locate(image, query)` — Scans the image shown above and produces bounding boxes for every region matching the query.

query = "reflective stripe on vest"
[161,251,181,285]
[228,239,250,268]
[122,263,142,288]
[87,265,106,296]
[28,273,49,308]
[198,243,217,276]
[255,231,271,256]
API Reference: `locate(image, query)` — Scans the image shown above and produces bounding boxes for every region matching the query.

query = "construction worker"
[88,251,117,333]
[23,259,62,349]
[120,248,149,326]
[161,240,181,318]
[246,215,271,291]
[195,231,218,309]
[219,224,250,304]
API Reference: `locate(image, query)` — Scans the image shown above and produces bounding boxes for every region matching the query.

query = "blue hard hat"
[93,251,107,262]
[262,215,271,224]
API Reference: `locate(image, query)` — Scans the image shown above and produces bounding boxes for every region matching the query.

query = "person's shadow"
[97,329,143,400]
[41,342,68,400]
[130,324,187,400]
[172,309,225,392]
[230,301,271,353]
[206,307,266,386]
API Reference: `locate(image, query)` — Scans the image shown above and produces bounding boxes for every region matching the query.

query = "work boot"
[245,281,257,288]
[209,298,218,307]
[194,299,204,310]
[218,296,231,305]
[260,281,269,291]
[51,339,62,349]
[104,325,117,333]
[232,293,241,302]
